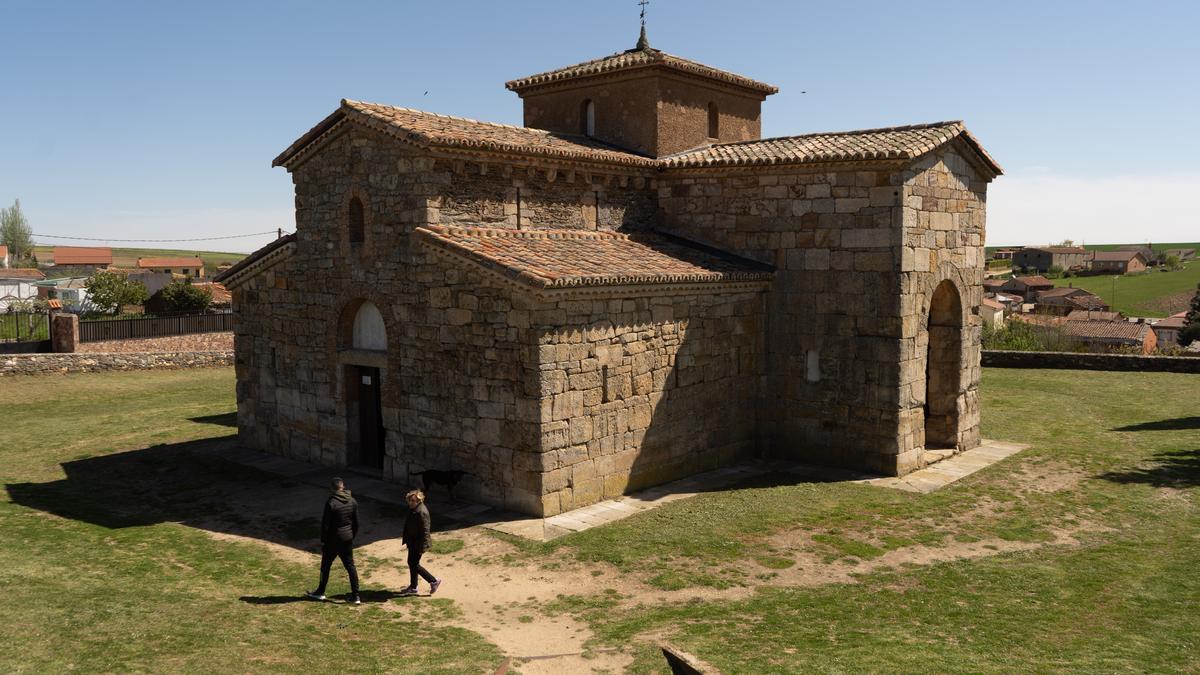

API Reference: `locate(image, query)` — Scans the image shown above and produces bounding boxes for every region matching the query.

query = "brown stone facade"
[224,42,999,517]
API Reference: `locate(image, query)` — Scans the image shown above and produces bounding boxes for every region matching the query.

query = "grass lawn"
[0,369,500,673]
[1051,262,1200,317]
[2,367,1197,671]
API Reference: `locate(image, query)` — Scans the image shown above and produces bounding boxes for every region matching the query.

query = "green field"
[1051,262,1200,316]
[987,241,1200,256]
[2,367,1197,671]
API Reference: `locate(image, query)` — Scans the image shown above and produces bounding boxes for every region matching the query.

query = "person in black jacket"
[305,477,361,605]
[399,489,441,596]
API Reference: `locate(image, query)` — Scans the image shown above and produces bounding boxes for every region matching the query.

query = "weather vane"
[639,0,649,28]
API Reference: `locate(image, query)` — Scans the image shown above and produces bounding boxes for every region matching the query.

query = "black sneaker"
[429,579,442,595]
[398,586,418,596]
[348,595,361,605]
[304,590,326,601]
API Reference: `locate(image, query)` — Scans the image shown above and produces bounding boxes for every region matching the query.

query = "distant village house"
[138,257,206,278]
[1090,250,1147,275]
[1012,246,1088,273]
[52,246,113,268]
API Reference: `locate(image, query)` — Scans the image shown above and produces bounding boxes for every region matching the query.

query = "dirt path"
[193,465,1107,673]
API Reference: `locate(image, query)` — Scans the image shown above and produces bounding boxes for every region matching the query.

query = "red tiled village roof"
[0,268,46,280]
[53,246,112,265]
[138,257,203,268]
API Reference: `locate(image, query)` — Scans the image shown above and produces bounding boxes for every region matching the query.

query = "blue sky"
[1,0,1197,251]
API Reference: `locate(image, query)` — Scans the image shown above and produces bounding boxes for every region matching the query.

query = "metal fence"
[79,312,233,343]
[0,312,50,343]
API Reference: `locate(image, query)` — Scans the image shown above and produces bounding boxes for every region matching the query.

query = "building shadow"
[1097,448,1200,488]
[1111,417,1200,432]
[4,436,435,552]
[189,412,238,427]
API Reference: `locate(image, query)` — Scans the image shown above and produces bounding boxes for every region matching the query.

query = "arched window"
[707,102,719,139]
[348,196,365,244]
[351,301,387,351]
[580,99,595,137]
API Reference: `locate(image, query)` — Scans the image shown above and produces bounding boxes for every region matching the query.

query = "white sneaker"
[304,590,326,601]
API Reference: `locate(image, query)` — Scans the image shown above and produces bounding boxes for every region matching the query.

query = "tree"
[0,199,34,262]
[157,281,212,313]
[1180,283,1200,347]
[1164,254,1181,271]
[85,270,149,314]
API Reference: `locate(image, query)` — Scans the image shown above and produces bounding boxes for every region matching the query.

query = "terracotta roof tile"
[214,234,295,288]
[0,268,46,280]
[138,257,203,268]
[505,47,778,95]
[1063,320,1149,341]
[1007,275,1054,288]
[661,122,1002,174]
[275,102,1000,175]
[1153,316,1186,329]
[53,246,112,265]
[1091,250,1142,262]
[275,100,654,168]
[981,297,1004,310]
[415,226,773,292]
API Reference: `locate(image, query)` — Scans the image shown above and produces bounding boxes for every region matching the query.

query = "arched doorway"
[340,300,388,470]
[924,280,963,450]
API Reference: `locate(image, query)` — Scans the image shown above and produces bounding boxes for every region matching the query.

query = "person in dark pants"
[305,477,361,605]
[400,489,441,596]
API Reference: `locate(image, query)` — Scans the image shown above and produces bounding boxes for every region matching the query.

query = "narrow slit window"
[581,99,595,137]
[348,196,365,243]
[707,102,719,138]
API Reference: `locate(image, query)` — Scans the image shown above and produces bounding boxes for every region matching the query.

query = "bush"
[155,282,212,314]
[983,320,1080,352]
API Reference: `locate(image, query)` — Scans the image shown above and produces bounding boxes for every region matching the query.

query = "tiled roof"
[53,246,112,265]
[1066,294,1108,311]
[981,297,1004,311]
[0,268,46,280]
[1007,275,1053,288]
[415,225,773,292]
[274,100,654,168]
[213,234,296,289]
[275,101,999,175]
[1063,320,1149,341]
[1066,310,1122,322]
[138,257,204,268]
[661,121,1002,175]
[505,47,778,95]
[1092,250,1142,262]
[1153,316,1186,329]
[1036,287,1086,299]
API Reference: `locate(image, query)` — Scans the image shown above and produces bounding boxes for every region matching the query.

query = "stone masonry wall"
[896,147,987,471]
[529,289,765,516]
[1,351,233,376]
[428,158,656,231]
[657,165,909,473]
[234,126,544,512]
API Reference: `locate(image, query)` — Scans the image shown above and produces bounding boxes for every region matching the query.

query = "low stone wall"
[983,350,1200,373]
[0,351,234,376]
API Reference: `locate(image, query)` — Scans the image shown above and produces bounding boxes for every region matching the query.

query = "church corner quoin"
[218,34,1001,517]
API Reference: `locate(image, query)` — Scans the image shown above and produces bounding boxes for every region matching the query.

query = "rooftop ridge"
[343,99,556,138]
[423,224,632,241]
[505,47,778,94]
[704,120,964,150]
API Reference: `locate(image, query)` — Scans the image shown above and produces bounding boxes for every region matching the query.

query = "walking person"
[305,477,361,605]
[399,489,441,596]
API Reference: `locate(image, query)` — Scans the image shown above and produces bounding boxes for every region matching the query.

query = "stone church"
[217,31,1001,517]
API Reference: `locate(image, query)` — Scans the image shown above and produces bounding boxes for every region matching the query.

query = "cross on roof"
[639,0,649,27]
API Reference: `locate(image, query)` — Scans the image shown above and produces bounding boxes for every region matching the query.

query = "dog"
[410,469,472,496]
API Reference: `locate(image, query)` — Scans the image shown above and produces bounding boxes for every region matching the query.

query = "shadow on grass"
[1112,416,1200,432]
[190,412,238,428]
[1097,448,1200,488]
[239,590,408,605]
[3,437,470,551]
